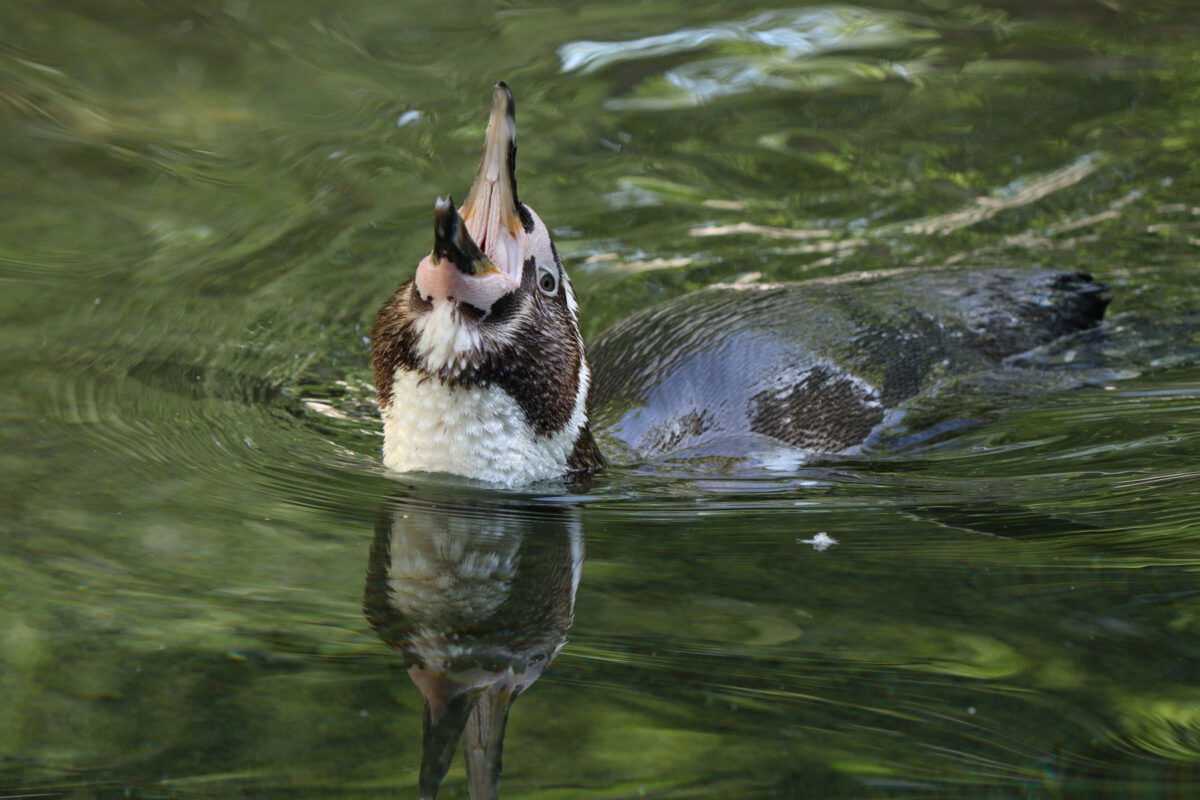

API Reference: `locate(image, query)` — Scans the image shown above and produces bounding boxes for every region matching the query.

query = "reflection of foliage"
[1118,693,1200,761]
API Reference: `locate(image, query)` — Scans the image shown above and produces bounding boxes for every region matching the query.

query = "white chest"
[380,367,586,486]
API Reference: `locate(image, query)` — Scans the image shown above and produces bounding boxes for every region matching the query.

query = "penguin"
[366,83,1110,799]
[371,83,603,487]
[370,83,1109,483]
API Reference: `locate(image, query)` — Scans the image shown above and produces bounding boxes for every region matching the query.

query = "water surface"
[3,1,1200,797]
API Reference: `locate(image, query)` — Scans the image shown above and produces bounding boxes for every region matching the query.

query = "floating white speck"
[397,110,422,127]
[798,532,838,551]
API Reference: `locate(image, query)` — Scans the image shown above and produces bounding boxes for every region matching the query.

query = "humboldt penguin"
[371,83,1110,483]
[372,83,603,486]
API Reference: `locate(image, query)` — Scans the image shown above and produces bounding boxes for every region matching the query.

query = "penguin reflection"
[364,494,582,799]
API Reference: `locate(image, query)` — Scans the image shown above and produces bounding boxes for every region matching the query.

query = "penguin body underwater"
[371,83,1109,486]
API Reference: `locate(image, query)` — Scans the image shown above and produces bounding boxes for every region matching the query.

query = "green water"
[3,1,1200,798]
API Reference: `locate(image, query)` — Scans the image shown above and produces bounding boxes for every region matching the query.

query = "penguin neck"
[379,354,598,487]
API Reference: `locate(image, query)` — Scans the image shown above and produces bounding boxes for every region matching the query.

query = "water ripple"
[560,6,937,75]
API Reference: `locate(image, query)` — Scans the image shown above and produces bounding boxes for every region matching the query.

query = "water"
[3,1,1200,797]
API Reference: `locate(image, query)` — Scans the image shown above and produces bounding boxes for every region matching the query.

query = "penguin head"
[384,82,580,384]
[414,89,574,325]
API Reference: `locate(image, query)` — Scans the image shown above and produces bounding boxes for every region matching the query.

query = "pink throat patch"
[415,254,520,312]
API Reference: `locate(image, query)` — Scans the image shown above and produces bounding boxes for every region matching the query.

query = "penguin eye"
[538,269,558,296]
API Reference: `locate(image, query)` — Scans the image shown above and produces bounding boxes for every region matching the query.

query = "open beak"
[414,82,526,310]
[433,196,500,276]
[411,667,518,800]
[457,81,524,276]
[463,679,518,800]
[416,674,479,800]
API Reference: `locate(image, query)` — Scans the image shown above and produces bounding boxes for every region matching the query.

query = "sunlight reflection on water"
[560,6,940,108]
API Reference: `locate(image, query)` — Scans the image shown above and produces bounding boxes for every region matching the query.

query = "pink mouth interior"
[413,84,525,311]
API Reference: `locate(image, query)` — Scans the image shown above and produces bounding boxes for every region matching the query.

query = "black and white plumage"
[371,84,1110,485]
[371,83,603,486]
[365,83,1113,800]
[588,268,1111,461]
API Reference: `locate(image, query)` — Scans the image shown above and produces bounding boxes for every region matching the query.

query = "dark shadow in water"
[363,489,582,800]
